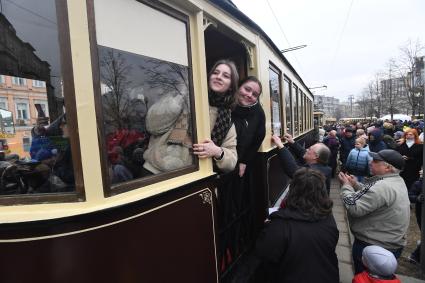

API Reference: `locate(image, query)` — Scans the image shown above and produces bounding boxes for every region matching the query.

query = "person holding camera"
[271,133,332,195]
[339,149,410,274]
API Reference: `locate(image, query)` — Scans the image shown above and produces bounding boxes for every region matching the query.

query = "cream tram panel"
[94,0,188,66]
[0,0,213,223]
[68,0,103,202]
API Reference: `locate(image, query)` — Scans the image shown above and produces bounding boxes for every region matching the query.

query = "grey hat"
[362,245,397,277]
[369,149,405,170]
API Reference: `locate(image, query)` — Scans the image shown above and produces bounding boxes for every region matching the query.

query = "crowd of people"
[254,117,423,282]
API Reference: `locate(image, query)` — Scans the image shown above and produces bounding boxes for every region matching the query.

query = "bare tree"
[139,60,189,98]
[356,91,369,119]
[100,49,133,130]
[380,59,407,120]
[393,39,424,116]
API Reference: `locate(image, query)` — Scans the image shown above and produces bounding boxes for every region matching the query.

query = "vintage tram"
[0,0,315,282]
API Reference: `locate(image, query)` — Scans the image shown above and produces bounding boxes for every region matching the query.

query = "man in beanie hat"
[352,245,401,282]
[272,133,332,194]
[339,149,410,274]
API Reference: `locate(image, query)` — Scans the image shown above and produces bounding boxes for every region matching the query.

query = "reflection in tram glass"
[0,0,76,195]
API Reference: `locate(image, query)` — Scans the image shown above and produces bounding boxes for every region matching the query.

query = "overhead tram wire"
[329,0,354,72]
[4,0,57,26]
[265,0,306,77]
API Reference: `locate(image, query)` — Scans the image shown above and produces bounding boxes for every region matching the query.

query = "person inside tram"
[255,168,339,283]
[192,59,238,173]
[231,76,265,178]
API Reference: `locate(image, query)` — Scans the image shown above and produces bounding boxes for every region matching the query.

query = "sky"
[231,0,425,102]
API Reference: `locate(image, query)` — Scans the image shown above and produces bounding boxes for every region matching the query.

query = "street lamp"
[281,45,307,53]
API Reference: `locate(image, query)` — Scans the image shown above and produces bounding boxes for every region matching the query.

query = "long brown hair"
[208,59,239,108]
[208,59,239,93]
[285,168,333,217]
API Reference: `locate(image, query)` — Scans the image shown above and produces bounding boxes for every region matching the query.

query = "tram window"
[292,84,298,136]
[91,0,196,193]
[268,64,283,136]
[283,77,292,135]
[303,93,308,131]
[307,99,311,130]
[300,91,304,133]
[306,99,309,130]
[298,89,303,134]
[0,1,80,201]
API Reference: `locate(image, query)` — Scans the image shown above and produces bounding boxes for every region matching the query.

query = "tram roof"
[208,0,312,96]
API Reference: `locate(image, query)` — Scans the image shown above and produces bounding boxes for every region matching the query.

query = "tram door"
[204,25,257,280]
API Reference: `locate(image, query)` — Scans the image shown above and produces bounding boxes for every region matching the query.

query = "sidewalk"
[329,178,354,283]
[330,178,425,283]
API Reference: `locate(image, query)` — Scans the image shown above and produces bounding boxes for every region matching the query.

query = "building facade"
[314,95,340,118]
[0,75,48,126]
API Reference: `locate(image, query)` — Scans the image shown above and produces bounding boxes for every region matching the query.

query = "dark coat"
[323,136,340,155]
[397,143,423,190]
[368,130,387,153]
[277,142,332,194]
[255,208,339,283]
[339,135,356,164]
[232,102,266,165]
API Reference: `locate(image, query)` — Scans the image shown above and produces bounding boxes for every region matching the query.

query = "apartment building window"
[0,97,8,110]
[0,75,5,84]
[16,102,29,120]
[32,80,46,88]
[12,76,27,86]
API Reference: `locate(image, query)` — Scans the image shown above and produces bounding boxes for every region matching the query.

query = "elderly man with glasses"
[338,149,410,275]
[271,133,332,194]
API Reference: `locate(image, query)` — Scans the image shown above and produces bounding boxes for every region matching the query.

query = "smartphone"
[34,103,46,117]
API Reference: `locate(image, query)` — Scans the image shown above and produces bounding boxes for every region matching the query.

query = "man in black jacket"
[271,133,332,194]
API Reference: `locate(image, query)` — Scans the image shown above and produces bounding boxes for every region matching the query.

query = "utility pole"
[348,95,354,117]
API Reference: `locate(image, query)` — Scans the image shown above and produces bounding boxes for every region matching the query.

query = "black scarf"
[208,90,233,146]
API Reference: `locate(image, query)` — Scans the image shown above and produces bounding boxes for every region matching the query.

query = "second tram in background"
[0,0,315,282]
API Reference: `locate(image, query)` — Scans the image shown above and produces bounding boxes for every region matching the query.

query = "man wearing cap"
[272,133,332,194]
[338,149,410,274]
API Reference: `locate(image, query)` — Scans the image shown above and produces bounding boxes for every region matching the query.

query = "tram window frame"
[268,62,283,137]
[292,84,298,136]
[0,0,85,205]
[311,100,314,129]
[283,76,292,135]
[87,0,198,197]
[299,91,304,133]
[304,94,307,131]
[297,89,302,134]
[307,99,311,130]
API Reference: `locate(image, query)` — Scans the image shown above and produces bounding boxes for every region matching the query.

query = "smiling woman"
[192,59,239,173]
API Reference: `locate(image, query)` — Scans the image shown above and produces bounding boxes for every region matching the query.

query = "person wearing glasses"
[271,133,332,195]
